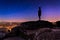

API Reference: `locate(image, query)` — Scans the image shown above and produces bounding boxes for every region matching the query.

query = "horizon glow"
[0,0,60,22]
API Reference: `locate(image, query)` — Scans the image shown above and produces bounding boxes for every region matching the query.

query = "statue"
[38,7,41,20]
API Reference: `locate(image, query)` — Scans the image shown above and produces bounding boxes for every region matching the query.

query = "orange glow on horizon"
[0,17,60,22]
[41,16,60,22]
[0,19,27,22]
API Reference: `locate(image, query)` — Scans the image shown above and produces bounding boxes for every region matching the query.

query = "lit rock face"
[24,28,60,40]
[34,29,60,40]
[3,26,60,40]
[22,28,53,40]
[53,31,60,40]
[0,32,6,38]
[35,31,55,40]
[0,28,8,38]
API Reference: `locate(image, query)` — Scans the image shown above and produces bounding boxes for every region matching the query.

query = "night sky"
[0,0,60,22]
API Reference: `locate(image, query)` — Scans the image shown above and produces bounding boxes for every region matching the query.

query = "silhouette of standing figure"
[38,7,41,20]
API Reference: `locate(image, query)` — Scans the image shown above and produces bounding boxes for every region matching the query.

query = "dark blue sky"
[0,0,60,22]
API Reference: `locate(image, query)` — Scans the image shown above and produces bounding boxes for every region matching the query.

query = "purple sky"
[0,0,60,22]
